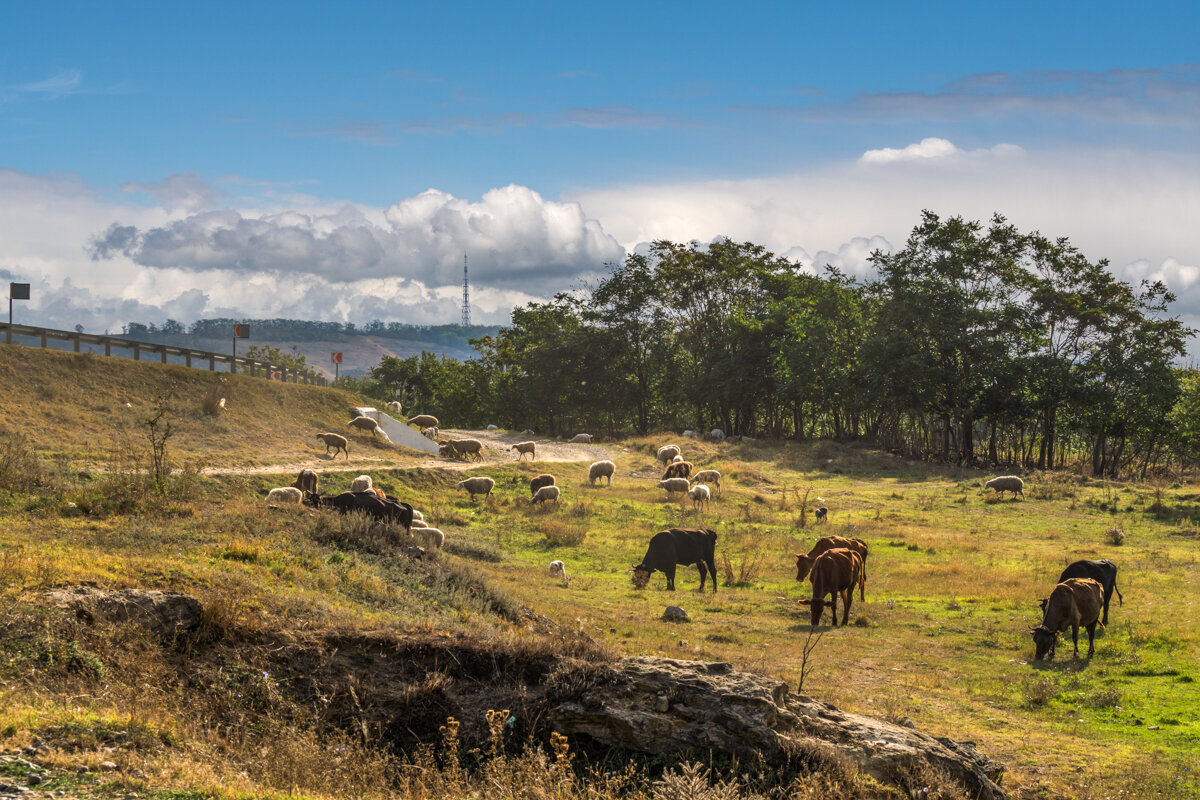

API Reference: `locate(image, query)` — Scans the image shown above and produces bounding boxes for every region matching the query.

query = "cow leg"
[1086,622,1097,658]
[665,564,676,591]
[860,563,866,602]
[841,588,852,626]
[1102,596,1110,626]
[707,558,718,593]
[829,592,838,627]
[1071,624,1080,658]
[696,562,707,592]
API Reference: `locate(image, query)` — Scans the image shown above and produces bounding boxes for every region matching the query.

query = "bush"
[542,520,587,546]
[1107,526,1126,546]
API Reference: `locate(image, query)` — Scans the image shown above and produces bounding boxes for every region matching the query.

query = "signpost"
[8,283,29,344]
[232,323,249,373]
[331,351,342,381]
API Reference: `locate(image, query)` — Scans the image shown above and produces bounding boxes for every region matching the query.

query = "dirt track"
[201,428,616,476]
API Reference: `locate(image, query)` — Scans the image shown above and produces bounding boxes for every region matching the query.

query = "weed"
[1022,675,1060,708]
[1107,526,1127,546]
[542,520,588,547]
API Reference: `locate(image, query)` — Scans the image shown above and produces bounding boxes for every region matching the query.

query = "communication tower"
[461,253,471,327]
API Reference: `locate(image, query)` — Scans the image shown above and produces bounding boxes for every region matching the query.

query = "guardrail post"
[209,356,215,371]
[39,332,47,349]
[186,353,192,368]
[72,333,80,353]
[160,346,167,364]
[105,341,111,357]
[133,343,140,360]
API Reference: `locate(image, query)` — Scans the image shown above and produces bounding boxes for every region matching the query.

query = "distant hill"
[118,318,499,377]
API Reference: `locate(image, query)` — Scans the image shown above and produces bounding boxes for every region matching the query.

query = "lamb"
[456,476,496,500]
[689,469,722,496]
[511,441,537,461]
[316,432,349,459]
[384,401,402,414]
[662,461,693,480]
[407,414,439,429]
[291,468,318,495]
[588,460,616,486]
[347,415,382,437]
[440,439,484,461]
[672,455,684,463]
[657,444,682,464]
[549,560,568,582]
[412,527,445,550]
[532,485,561,505]
[689,483,711,511]
[267,487,303,504]
[422,426,439,441]
[658,477,691,497]
[350,475,373,493]
[985,475,1025,499]
[570,433,594,443]
[530,474,556,497]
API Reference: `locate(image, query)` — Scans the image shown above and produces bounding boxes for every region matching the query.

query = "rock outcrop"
[45,585,202,638]
[548,656,1005,799]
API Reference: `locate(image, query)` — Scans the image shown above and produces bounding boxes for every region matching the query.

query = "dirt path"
[199,428,617,476]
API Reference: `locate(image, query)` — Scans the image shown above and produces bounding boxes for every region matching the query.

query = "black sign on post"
[8,282,30,344]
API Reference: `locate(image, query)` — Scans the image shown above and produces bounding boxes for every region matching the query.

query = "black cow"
[1045,559,1123,626]
[633,528,718,592]
[305,490,414,532]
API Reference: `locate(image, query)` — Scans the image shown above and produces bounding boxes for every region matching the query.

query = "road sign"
[270,371,283,381]
[10,283,30,300]
[233,324,250,338]
[331,351,342,363]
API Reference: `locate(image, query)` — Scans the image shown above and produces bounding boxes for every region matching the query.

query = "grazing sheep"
[291,468,318,494]
[520,429,535,436]
[549,560,568,582]
[658,477,691,497]
[347,416,382,437]
[570,433,594,444]
[350,475,373,493]
[530,473,556,497]
[457,476,496,500]
[411,509,425,522]
[511,441,537,461]
[672,455,684,463]
[316,432,349,459]
[532,485,561,505]
[689,483,711,511]
[422,426,439,441]
[267,487,303,504]
[662,461,693,481]
[407,414,439,429]
[657,444,682,464]
[486,424,499,431]
[709,428,726,443]
[409,519,428,529]
[690,469,722,496]
[440,438,484,461]
[682,430,697,439]
[385,401,402,414]
[412,527,445,550]
[815,506,828,523]
[588,460,616,486]
[985,475,1025,499]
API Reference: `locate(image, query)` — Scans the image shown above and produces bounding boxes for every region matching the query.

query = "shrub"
[542,520,587,546]
[1107,526,1126,546]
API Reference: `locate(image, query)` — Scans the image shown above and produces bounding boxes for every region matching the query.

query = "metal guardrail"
[0,322,328,386]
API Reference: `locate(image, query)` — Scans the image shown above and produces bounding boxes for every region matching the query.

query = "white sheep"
[657,477,691,497]
[407,414,439,429]
[267,487,303,504]
[315,432,349,459]
[440,439,484,461]
[570,433,594,444]
[690,469,722,496]
[709,428,726,443]
[682,430,696,439]
[588,460,616,486]
[985,475,1025,499]
[532,485,561,505]
[411,509,425,522]
[409,519,428,529]
[347,416,382,438]
[456,476,496,500]
[350,475,373,492]
[689,483,711,511]
[549,560,568,583]
[656,444,681,464]
[486,424,499,431]
[672,454,684,463]
[412,527,445,549]
[422,426,440,441]
[385,401,403,414]
[511,441,537,461]
[520,429,535,436]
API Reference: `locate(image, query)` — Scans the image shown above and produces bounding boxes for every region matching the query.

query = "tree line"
[122,318,498,346]
[349,211,1197,477]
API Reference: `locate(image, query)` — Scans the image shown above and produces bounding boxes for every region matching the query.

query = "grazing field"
[0,347,1198,799]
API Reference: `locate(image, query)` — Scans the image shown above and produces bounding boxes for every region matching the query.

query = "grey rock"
[548,656,1005,800]
[45,586,202,638]
[662,606,690,622]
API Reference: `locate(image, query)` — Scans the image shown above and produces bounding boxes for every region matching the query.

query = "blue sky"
[2,1,1199,330]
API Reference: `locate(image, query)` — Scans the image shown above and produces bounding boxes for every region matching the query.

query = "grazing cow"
[794,536,869,600]
[305,490,414,532]
[661,461,693,481]
[814,506,828,523]
[802,548,862,627]
[1052,559,1123,625]
[1031,577,1104,660]
[633,528,718,593]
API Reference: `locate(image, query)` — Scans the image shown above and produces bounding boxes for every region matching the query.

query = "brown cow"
[799,548,862,627]
[1030,577,1104,660]
[794,536,869,600]
[661,461,693,480]
[291,468,318,495]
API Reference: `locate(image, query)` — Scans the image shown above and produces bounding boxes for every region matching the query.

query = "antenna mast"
[461,253,471,327]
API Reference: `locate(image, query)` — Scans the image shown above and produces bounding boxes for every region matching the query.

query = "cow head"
[303,491,322,508]
[810,598,825,627]
[794,553,816,582]
[1038,598,1049,614]
[1030,624,1057,660]
[630,567,651,589]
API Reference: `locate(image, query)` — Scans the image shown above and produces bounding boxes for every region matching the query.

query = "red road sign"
[270,371,283,381]
[331,351,343,363]
[233,324,250,338]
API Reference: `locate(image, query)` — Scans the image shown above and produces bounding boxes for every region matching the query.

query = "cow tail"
[1115,583,1123,606]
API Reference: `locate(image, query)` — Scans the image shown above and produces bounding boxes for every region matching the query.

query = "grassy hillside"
[0,345,1198,799]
